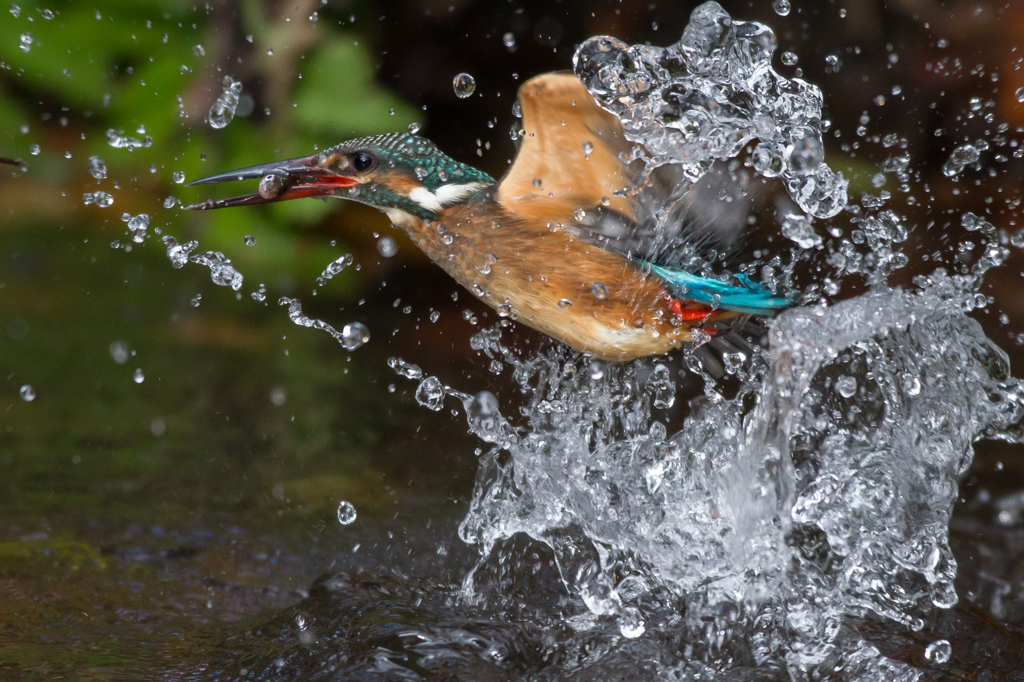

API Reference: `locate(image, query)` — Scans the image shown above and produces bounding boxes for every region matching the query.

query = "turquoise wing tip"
[645,263,793,316]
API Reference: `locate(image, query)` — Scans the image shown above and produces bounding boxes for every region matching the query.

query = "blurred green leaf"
[294,37,418,137]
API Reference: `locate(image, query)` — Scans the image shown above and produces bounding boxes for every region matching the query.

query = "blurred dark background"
[2,0,1024,676]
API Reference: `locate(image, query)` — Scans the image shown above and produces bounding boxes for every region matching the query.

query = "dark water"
[0,216,494,678]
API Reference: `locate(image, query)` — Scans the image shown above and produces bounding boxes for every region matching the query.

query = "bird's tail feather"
[644,262,792,316]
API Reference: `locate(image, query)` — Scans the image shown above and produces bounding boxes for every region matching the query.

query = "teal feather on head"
[325,133,494,191]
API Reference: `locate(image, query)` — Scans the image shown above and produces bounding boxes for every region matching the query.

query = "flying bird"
[185,73,791,367]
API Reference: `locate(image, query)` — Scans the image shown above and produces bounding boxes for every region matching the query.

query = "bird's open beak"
[183,154,359,210]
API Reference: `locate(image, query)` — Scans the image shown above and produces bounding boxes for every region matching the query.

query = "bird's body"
[396,189,698,360]
[186,73,789,362]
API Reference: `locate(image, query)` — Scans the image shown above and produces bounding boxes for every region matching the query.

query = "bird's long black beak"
[183,154,358,210]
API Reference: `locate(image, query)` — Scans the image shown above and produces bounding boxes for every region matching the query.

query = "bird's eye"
[351,152,375,173]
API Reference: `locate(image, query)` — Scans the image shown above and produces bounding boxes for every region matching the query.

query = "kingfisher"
[185,73,791,366]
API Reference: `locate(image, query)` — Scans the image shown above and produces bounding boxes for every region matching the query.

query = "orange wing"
[497,73,636,224]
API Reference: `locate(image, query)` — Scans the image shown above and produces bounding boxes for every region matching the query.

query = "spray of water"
[379,3,1024,677]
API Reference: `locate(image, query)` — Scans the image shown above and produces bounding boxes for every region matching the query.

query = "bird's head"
[185,132,494,223]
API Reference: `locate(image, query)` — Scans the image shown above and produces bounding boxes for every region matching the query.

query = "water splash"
[382,272,1016,677]
[278,297,370,351]
[159,236,243,291]
[121,213,149,243]
[573,1,847,220]
[316,253,353,286]
[372,5,1023,677]
[188,251,244,291]
[105,128,152,150]
[161,235,198,268]
[82,191,113,207]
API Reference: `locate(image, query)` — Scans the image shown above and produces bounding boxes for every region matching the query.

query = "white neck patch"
[435,182,488,206]
[408,187,443,213]
[406,182,488,214]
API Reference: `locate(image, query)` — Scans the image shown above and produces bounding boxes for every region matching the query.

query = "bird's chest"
[396,205,682,356]
[400,205,590,301]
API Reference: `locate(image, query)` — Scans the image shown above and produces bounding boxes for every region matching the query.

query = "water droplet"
[408,122,420,134]
[244,235,256,246]
[619,607,646,638]
[270,387,287,406]
[133,368,145,384]
[317,254,354,285]
[106,129,152,150]
[341,322,370,351]
[430,311,440,323]
[453,72,476,98]
[573,208,586,221]
[9,4,20,18]
[582,140,594,155]
[557,298,573,310]
[209,76,242,129]
[18,33,33,52]
[834,375,857,398]
[19,384,35,402]
[83,191,114,208]
[172,171,185,184]
[466,390,503,442]
[163,196,179,209]
[901,373,922,396]
[943,144,980,177]
[124,213,150,243]
[109,341,129,364]
[781,51,798,66]
[479,253,497,274]
[924,639,951,664]
[28,143,40,156]
[251,283,267,302]
[772,0,791,16]
[647,364,675,408]
[336,500,357,525]
[377,236,398,258]
[781,214,821,249]
[190,294,202,307]
[192,44,205,57]
[591,282,608,300]
[415,376,446,411]
[189,250,244,290]
[87,156,107,179]
[1016,87,1024,103]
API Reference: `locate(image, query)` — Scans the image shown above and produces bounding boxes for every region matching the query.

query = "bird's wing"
[496,72,636,225]
[497,73,754,266]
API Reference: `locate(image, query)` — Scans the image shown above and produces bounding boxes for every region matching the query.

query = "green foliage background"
[0,0,417,278]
